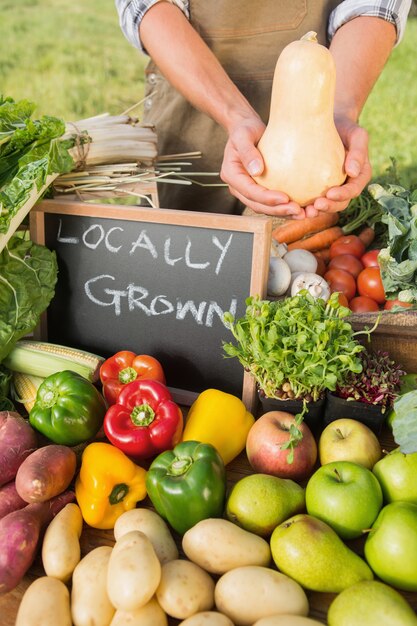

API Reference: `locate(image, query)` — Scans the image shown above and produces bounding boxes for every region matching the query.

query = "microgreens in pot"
[335,350,405,412]
[224,292,369,402]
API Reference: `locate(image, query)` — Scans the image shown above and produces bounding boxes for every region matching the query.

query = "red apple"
[246,411,317,481]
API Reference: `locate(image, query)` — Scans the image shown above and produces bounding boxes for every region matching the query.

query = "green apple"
[305,461,383,539]
[373,448,417,504]
[365,501,417,591]
[319,418,382,469]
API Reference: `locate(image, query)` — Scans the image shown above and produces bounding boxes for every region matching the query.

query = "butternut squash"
[255,32,346,206]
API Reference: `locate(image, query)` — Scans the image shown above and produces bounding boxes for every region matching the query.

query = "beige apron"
[143,0,341,214]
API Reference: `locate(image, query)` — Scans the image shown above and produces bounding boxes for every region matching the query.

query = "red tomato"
[361,249,380,268]
[384,299,413,310]
[357,267,386,304]
[329,235,366,260]
[328,254,364,279]
[349,296,380,313]
[324,269,357,302]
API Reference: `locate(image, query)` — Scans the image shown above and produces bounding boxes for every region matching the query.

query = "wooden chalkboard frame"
[30,198,272,412]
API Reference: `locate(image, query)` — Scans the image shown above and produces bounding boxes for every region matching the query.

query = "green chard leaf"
[0,97,74,236]
[0,234,58,361]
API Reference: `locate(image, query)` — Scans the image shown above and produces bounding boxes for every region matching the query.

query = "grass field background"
[1,1,417,185]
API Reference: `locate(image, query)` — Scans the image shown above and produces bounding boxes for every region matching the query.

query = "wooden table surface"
[1,426,416,625]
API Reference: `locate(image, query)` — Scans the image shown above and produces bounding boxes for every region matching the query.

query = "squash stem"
[301,31,318,43]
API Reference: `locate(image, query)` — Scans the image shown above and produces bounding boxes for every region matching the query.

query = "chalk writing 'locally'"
[57,220,233,276]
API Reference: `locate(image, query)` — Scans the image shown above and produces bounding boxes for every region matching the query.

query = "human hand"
[305,118,372,218]
[220,117,306,219]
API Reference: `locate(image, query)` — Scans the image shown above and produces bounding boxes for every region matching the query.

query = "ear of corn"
[11,372,44,413]
[4,340,104,383]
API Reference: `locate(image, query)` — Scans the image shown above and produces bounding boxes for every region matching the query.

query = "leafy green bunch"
[223,292,366,402]
[0,233,57,361]
[0,96,74,235]
[337,158,403,247]
[368,183,417,303]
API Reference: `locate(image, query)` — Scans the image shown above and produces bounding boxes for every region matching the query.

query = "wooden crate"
[350,310,417,372]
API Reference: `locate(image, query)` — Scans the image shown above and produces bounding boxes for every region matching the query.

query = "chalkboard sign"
[30,199,271,409]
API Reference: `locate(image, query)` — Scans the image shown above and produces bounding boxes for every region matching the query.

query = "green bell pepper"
[29,369,107,445]
[146,440,226,534]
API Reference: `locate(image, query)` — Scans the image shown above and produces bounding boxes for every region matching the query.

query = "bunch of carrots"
[272,213,375,263]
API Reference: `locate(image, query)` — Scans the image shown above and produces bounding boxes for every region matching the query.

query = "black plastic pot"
[258,391,326,434]
[323,392,386,434]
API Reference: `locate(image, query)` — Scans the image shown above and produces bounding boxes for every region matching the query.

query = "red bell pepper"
[103,378,183,460]
[100,350,166,405]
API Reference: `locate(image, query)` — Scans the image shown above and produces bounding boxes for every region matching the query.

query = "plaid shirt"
[115,0,412,52]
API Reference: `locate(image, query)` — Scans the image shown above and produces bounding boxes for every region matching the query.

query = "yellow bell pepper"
[182,388,255,465]
[75,442,147,529]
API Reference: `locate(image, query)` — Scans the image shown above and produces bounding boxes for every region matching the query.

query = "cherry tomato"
[361,249,380,268]
[384,299,413,310]
[337,293,349,308]
[324,269,357,302]
[328,254,364,279]
[349,296,380,313]
[329,235,366,260]
[357,267,386,304]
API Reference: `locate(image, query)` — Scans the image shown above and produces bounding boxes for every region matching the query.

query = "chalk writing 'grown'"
[84,275,238,327]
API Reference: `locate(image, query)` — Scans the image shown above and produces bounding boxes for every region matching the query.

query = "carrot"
[287,226,344,252]
[357,226,375,248]
[272,213,339,244]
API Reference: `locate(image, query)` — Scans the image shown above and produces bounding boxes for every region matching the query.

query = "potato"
[182,518,271,574]
[179,612,234,626]
[114,508,178,563]
[0,411,37,486]
[15,576,72,626]
[214,566,309,626]
[15,444,76,503]
[108,530,161,611]
[156,559,215,620]
[42,502,83,582]
[253,617,323,626]
[110,597,168,626]
[71,545,115,626]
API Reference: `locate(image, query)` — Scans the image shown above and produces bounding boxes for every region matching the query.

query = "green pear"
[364,502,417,591]
[372,448,417,504]
[327,580,417,626]
[226,473,305,537]
[270,514,373,593]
